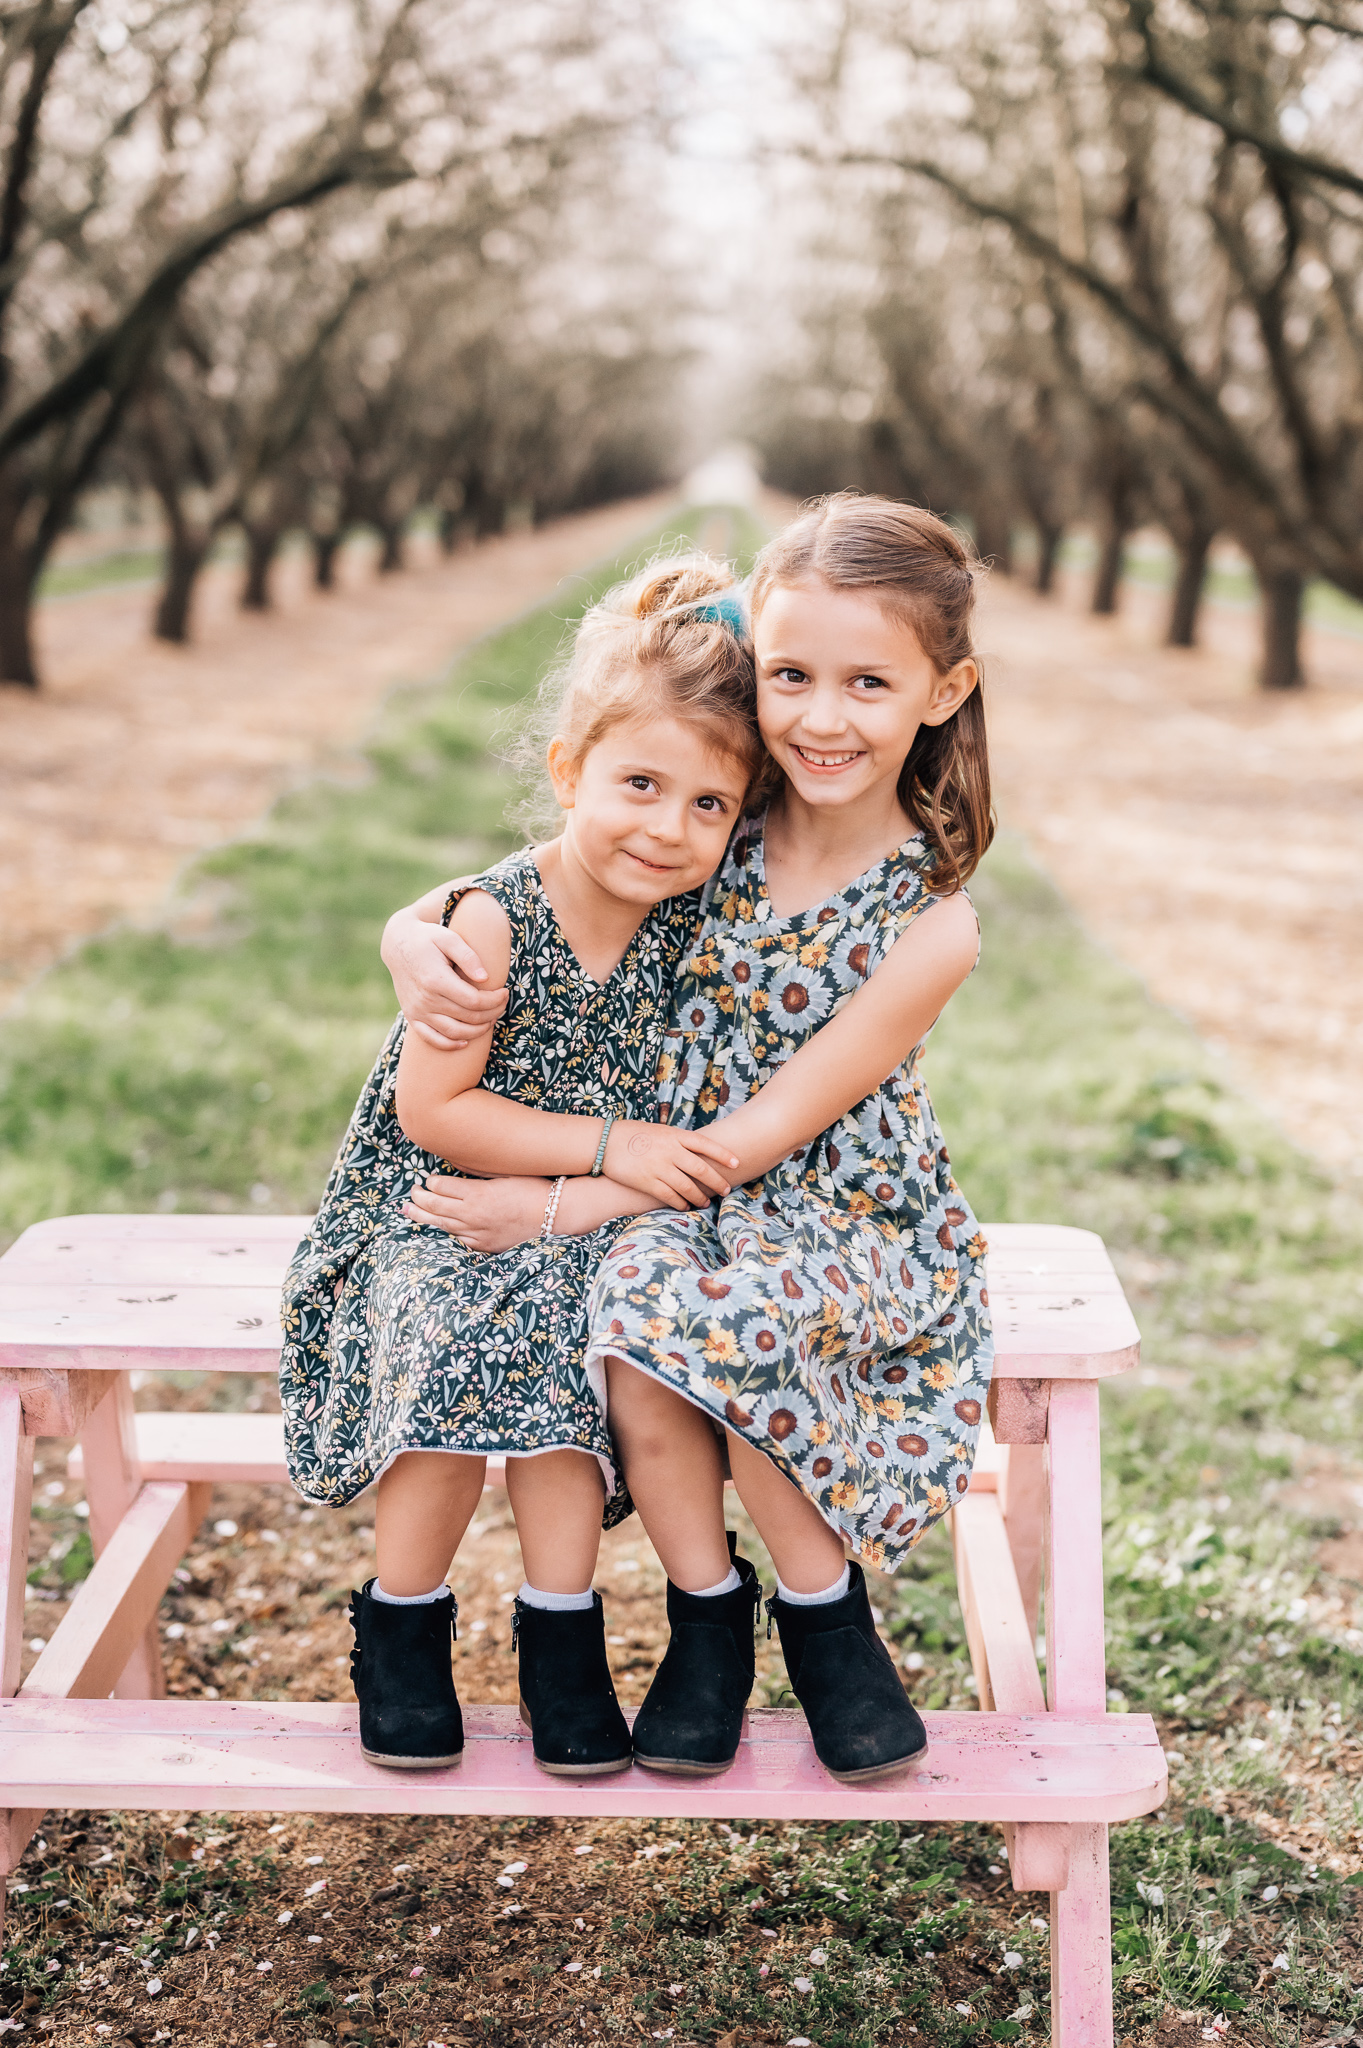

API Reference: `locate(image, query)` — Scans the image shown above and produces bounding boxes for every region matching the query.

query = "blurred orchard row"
[2,0,1362,693]
[748,0,1363,690]
[0,0,681,686]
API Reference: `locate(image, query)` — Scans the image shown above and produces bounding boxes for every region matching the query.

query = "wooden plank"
[20,1481,209,1703]
[0,1217,1142,1380]
[70,1411,291,1485]
[1052,1820,1114,2048]
[9,1215,312,1250]
[66,1414,510,1494]
[0,1701,1167,1823]
[999,1442,1046,1638]
[1045,1383,1109,1717]
[0,1387,33,1702]
[952,1494,1045,1715]
[78,1375,165,1699]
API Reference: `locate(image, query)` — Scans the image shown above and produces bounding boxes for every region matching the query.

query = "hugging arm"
[708,891,980,1179]
[407,891,979,1251]
[383,881,507,1050]
[394,892,741,1216]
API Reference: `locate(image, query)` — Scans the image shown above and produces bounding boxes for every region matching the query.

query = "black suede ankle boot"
[513,1593,632,1776]
[633,1533,762,1775]
[348,1580,463,1769]
[767,1562,927,1783]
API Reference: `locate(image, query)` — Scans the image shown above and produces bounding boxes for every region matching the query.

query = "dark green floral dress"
[280,848,698,1512]
[584,814,993,1574]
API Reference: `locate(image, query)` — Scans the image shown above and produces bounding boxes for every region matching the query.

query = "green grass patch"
[4,500,1363,2038]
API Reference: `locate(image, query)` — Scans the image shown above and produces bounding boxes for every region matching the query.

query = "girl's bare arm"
[709,892,980,1181]
[403,892,978,1251]
[382,882,508,1050]
[394,892,740,1210]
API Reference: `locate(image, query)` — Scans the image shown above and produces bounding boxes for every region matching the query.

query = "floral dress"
[280,847,698,1513]
[584,814,993,1574]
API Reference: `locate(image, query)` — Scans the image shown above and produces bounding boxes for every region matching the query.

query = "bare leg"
[725,1430,847,1593]
[606,1357,731,1590]
[375,1451,486,1595]
[506,1450,606,1595]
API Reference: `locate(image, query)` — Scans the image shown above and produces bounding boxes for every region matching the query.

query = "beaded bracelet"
[540,1175,566,1240]
[590,1113,617,1178]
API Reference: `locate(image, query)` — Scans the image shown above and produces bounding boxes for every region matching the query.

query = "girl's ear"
[546,736,580,810]
[921,657,979,727]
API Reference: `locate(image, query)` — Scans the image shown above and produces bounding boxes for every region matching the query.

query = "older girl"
[281,555,760,1777]
[386,495,994,1784]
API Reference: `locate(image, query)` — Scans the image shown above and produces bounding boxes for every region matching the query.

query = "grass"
[3,505,1363,2043]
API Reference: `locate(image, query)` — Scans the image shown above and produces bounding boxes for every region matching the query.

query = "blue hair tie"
[690,590,748,635]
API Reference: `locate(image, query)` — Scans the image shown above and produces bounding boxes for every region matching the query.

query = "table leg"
[0,1385,43,1932]
[77,1374,166,1699]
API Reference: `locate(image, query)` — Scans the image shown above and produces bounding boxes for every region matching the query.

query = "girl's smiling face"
[548,712,752,906]
[754,578,978,814]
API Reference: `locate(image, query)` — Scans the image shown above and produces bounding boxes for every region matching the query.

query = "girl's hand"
[403,1173,551,1253]
[602,1120,741,1209]
[382,898,509,1052]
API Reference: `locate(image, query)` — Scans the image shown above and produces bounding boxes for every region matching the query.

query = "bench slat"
[0,1700,1166,1822]
[67,1412,1005,1499]
[0,1220,1140,1379]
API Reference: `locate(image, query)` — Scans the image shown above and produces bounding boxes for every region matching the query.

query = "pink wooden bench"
[0,1213,1161,2045]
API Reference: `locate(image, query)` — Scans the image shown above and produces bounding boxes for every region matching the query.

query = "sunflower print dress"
[584,814,993,1573]
[280,847,699,1513]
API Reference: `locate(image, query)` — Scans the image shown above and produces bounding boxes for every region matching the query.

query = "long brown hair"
[750,493,994,895]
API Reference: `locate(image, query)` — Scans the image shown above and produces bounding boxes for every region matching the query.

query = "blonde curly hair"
[508,550,762,840]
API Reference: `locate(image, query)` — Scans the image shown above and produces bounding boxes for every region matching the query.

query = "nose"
[798,684,850,737]
[644,798,688,845]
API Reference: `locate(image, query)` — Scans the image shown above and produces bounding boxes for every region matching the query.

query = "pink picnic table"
[0,1213,1162,2045]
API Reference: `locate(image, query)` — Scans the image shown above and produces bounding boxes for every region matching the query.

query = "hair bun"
[632,552,739,620]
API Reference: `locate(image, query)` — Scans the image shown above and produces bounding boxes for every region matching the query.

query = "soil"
[0,496,676,996]
[980,563,1363,1179]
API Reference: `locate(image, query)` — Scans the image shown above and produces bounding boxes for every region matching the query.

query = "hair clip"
[689,590,748,634]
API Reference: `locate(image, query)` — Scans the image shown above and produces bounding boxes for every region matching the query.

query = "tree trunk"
[377,523,404,574]
[1166,528,1213,648]
[312,530,341,589]
[154,529,211,644]
[1035,523,1063,595]
[973,507,1013,574]
[1260,567,1305,689]
[241,527,281,611]
[1091,523,1128,615]
[0,525,39,685]
[437,506,460,556]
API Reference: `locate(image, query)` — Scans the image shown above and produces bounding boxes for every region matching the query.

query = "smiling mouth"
[625,850,676,873]
[792,744,864,768]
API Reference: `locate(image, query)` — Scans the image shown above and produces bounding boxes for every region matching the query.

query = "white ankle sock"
[690,1565,742,1597]
[518,1582,594,1612]
[776,1564,850,1606]
[372,1580,451,1606]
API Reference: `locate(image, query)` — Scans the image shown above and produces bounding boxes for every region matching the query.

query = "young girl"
[280,554,762,1777]
[387,494,995,1784]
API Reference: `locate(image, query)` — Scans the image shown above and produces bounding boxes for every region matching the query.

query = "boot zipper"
[765,1593,777,1641]
[511,1601,521,1650]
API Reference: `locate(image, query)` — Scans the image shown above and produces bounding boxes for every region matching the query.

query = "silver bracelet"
[591,1114,617,1178]
[541,1175,566,1240]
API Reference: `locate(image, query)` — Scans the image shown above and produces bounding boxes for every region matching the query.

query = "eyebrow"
[761,652,903,673]
[617,762,745,792]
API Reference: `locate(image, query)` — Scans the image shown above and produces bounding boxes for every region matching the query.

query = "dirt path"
[0,495,676,994]
[980,567,1363,1178]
